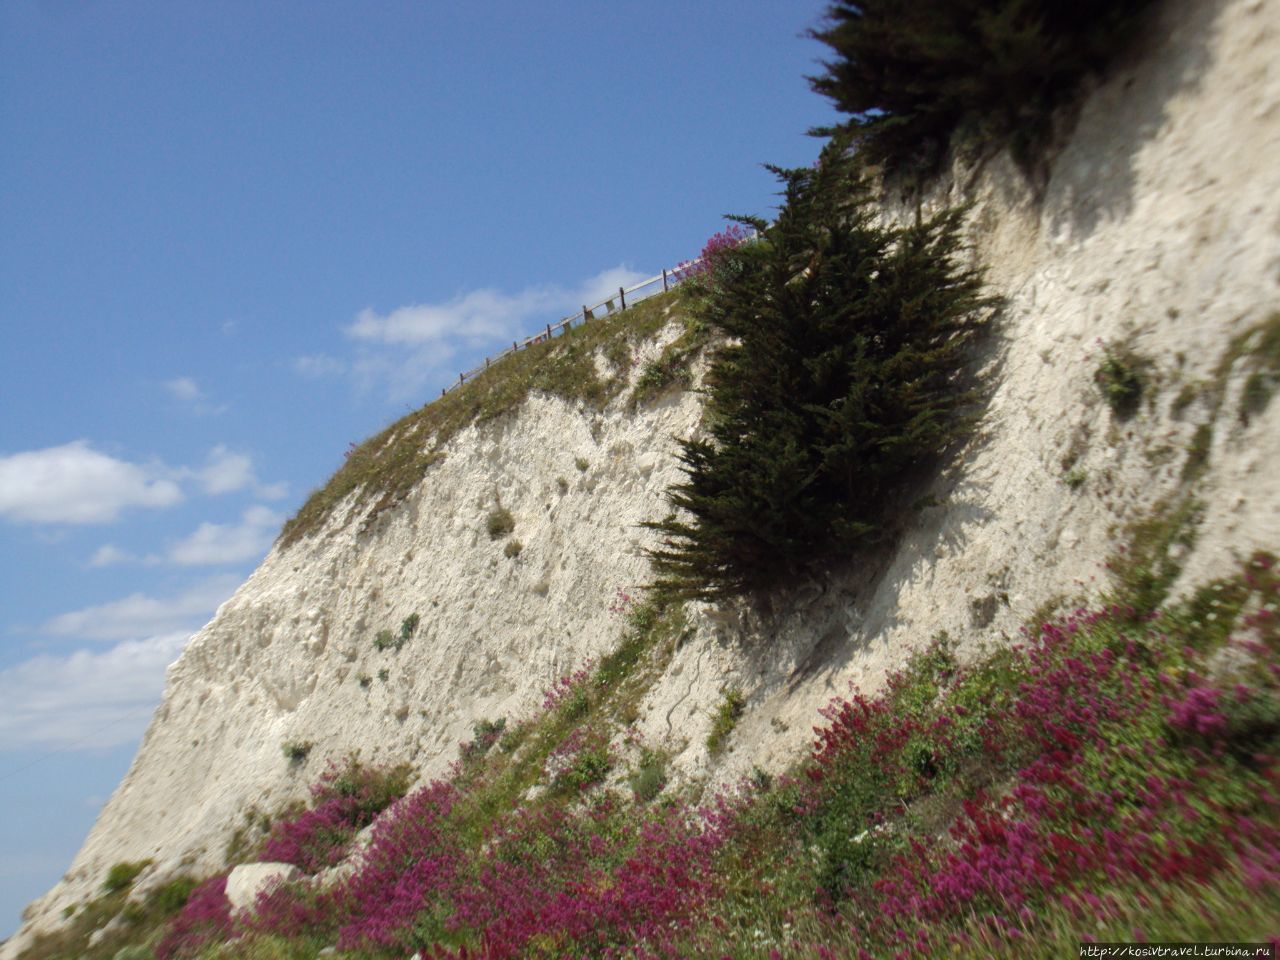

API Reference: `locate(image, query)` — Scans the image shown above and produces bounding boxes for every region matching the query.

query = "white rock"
[225,863,302,914]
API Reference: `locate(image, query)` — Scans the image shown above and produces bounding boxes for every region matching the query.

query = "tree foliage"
[809,0,1155,177]
[645,143,995,600]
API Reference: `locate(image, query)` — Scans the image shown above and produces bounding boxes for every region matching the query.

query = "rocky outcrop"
[224,864,301,915]
[6,0,1280,952]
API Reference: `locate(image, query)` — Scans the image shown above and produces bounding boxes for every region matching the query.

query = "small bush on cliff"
[646,141,993,600]
[1094,340,1149,419]
[809,0,1156,178]
[260,756,414,873]
[281,740,312,764]
[486,505,515,540]
[706,688,746,754]
[102,860,151,894]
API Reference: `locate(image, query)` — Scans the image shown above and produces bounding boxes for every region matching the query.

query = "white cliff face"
[7,0,1280,951]
[19,355,706,921]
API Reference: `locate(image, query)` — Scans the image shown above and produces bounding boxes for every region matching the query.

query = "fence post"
[662,268,668,292]
[485,357,490,369]
[582,305,589,322]
[459,372,464,387]
[546,323,552,339]
[619,287,626,311]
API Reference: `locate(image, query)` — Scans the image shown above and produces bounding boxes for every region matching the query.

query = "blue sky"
[0,0,835,935]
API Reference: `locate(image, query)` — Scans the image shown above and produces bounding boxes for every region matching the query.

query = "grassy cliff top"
[278,290,693,549]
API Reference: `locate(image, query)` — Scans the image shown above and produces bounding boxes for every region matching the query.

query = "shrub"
[147,876,199,916]
[486,506,515,540]
[281,741,312,763]
[542,666,593,718]
[1094,341,1148,418]
[646,143,993,599]
[373,614,419,653]
[102,860,151,894]
[503,539,523,559]
[400,613,420,642]
[629,749,668,803]
[574,457,589,472]
[671,224,751,288]
[154,873,233,960]
[260,757,414,874]
[809,0,1156,178]
[460,717,507,761]
[706,688,746,754]
[546,729,613,793]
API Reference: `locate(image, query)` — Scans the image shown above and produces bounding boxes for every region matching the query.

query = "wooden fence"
[439,254,706,397]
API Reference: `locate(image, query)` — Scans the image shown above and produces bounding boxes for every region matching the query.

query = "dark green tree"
[809,0,1155,177]
[646,142,995,600]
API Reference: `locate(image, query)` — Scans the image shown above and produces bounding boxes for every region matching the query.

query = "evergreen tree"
[646,143,994,600]
[809,0,1155,176]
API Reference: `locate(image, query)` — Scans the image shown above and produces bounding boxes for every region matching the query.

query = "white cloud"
[576,265,652,316]
[333,265,648,399]
[167,506,281,566]
[195,445,255,495]
[88,544,136,568]
[0,632,191,749]
[256,481,288,501]
[163,377,202,402]
[178,446,285,501]
[41,575,241,642]
[293,355,347,379]
[0,441,183,524]
[346,266,647,347]
[163,376,226,415]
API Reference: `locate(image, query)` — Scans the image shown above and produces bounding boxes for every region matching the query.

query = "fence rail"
[440,254,707,397]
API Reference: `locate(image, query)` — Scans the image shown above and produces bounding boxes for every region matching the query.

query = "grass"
[440,595,685,851]
[1181,423,1214,482]
[19,871,198,960]
[628,748,668,803]
[706,688,746,754]
[1171,380,1200,418]
[223,809,272,866]
[278,290,682,547]
[1105,496,1200,614]
[627,315,713,410]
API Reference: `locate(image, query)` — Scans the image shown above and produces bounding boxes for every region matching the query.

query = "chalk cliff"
[7,0,1279,951]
